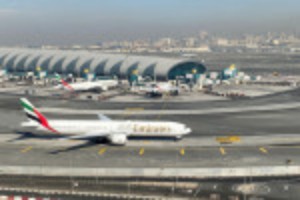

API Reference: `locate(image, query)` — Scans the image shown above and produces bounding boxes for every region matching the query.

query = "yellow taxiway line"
[216,136,241,144]
[122,107,144,119]
[259,147,268,154]
[180,148,185,156]
[219,147,226,155]
[139,148,145,156]
[21,146,33,153]
[98,148,107,155]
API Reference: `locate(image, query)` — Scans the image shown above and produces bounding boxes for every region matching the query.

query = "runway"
[1,93,300,137]
[12,108,300,137]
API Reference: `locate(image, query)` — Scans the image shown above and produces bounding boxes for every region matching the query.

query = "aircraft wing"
[60,131,110,140]
[97,114,111,121]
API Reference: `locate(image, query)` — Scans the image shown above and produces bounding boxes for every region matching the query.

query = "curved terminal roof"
[36,53,55,72]
[89,54,111,76]
[74,54,95,75]
[0,52,11,67]
[103,55,127,75]
[24,53,42,71]
[14,53,32,72]
[3,51,20,72]
[0,48,206,79]
[61,53,80,74]
[48,53,68,73]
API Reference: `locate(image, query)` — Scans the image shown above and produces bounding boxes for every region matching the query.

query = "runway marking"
[157,94,170,120]
[216,136,241,144]
[139,148,145,156]
[180,148,185,156]
[219,147,226,155]
[125,107,144,111]
[259,147,268,154]
[122,107,144,119]
[98,148,106,155]
[269,146,300,149]
[21,146,33,153]
[124,108,144,116]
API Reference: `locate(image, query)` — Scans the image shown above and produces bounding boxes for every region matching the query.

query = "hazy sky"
[0,0,299,45]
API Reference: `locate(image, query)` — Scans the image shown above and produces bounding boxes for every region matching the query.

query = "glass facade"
[126,62,139,77]
[27,56,41,72]
[94,60,108,76]
[142,64,156,79]
[6,55,19,72]
[39,56,53,72]
[16,55,31,72]
[49,58,65,74]
[0,54,9,67]
[79,59,93,77]
[65,58,79,75]
[109,61,123,77]
[167,62,206,80]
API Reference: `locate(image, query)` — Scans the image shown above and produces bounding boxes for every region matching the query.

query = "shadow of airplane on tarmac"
[8,131,63,142]
[9,131,110,154]
[48,140,102,154]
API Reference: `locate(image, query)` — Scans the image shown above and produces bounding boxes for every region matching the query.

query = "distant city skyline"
[0,0,300,46]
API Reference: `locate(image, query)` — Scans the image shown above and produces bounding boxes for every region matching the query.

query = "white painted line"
[40,102,300,115]
[0,166,300,178]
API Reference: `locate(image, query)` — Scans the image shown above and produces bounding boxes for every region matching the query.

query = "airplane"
[138,82,180,97]
[0,70,6,77]
[20,98,191,145]
[54,74,118,92]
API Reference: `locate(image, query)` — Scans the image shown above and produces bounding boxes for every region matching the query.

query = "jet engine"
[108,134,127,145]
[101,86,108,91]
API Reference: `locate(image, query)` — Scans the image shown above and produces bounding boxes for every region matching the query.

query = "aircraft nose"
[184,127,191,134]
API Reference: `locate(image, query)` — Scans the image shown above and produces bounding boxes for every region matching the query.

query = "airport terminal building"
[0,48,206,80]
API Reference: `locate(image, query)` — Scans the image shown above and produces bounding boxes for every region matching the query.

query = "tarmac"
[0,91,300,177]
[0,139,299,168]
[2,53,300,198]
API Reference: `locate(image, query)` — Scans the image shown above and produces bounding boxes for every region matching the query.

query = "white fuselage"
[57,80,118,91]
[139,83,179,95]
[23,120,190,138]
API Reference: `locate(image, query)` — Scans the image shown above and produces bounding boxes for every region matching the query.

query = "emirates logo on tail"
[55,73,74,91]
[20,98,59,133]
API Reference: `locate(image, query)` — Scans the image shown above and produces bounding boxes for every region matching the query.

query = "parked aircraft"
[55,74,118,92]
[138,82,180,97]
